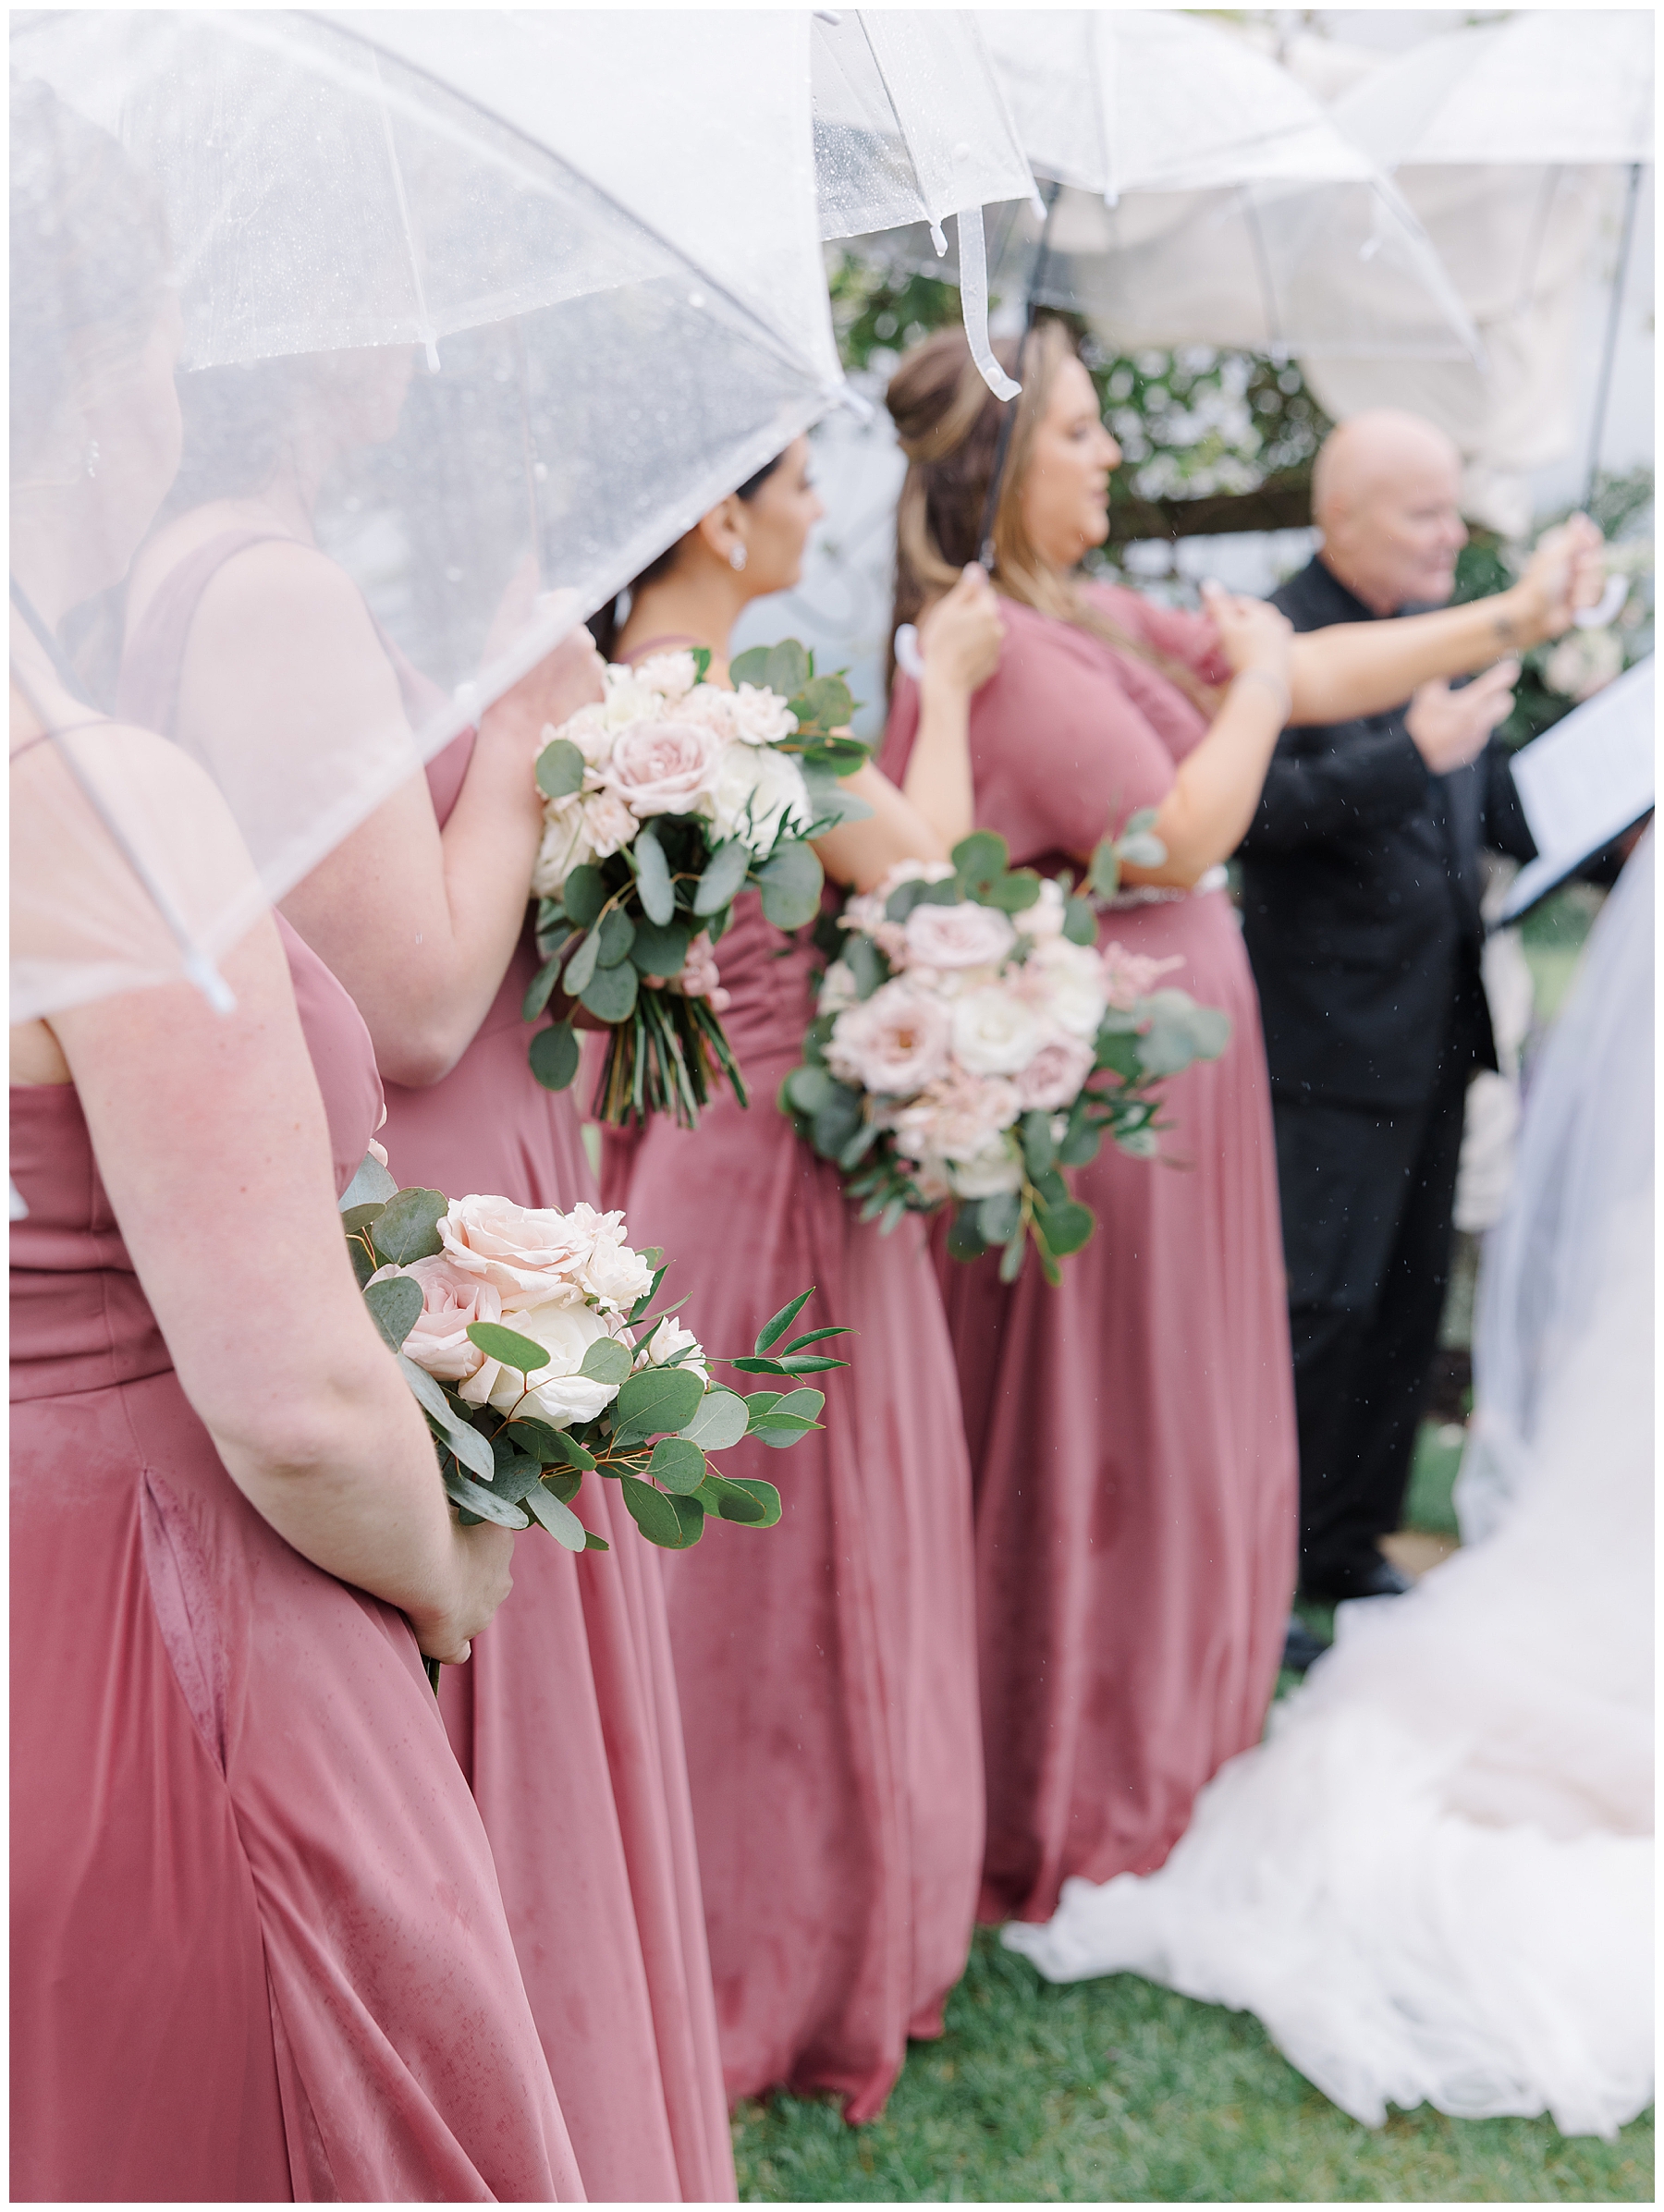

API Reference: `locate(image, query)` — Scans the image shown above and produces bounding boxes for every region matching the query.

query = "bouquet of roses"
[780,824,1232,1285]
[340,1158,842,1606]
[523,639,869,1128]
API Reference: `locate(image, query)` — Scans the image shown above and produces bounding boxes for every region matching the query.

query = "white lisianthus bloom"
[532,796,597,898]
[678,686,740,740]
[639,1314,711,1387]
[951,986,1046,1076]
[948,1132,1024,1199]
[819,959,859,1014]
[564,1202,655,1316]
[599,671,662,727]
[550,703,617,772]
[457,1298,619,1429]
[632,650,698,702]
[1018,878,1068,942]
[710,740,813,856]
[581,788,639,862]
[728,682,799,747]
[1026,936,1109,1040]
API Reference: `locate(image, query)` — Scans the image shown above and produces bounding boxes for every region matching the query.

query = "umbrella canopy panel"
[11,8,846,1018]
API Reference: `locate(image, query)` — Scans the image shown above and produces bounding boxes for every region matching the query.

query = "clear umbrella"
[1318,10,1654,526]
[10,7,849,1020]
[974,8,1481,365]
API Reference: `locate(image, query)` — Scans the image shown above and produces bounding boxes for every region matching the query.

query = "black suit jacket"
[1238,556,1536,1111]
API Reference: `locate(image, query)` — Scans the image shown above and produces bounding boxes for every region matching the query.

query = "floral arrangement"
[524,639,868,1127]
[781,826,1231,1283]
[340,1162,842,1665]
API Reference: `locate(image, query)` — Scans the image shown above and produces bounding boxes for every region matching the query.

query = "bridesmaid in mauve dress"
[594,443,1005,2120]
[879,324,1600,1930]
[12,85,578,2196]
[120,382,735,2192]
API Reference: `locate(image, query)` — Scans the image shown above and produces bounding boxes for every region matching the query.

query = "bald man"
[1239,409,1535,1607]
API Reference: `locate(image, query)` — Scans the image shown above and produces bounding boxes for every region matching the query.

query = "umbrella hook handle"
[975,178,1063,573]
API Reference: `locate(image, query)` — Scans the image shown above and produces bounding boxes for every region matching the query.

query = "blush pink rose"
[1014,1033,1095,1111]
[601,717,726,817]
[888,1068,1021,1162]
[826,979,952,1096]
[1101,941,1184,1012]
[902,899,1016,971]
[439,1193,591,1312]
[369,1254,503,1382]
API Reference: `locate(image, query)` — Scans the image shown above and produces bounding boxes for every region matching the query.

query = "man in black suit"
[1239,410,1532,1605]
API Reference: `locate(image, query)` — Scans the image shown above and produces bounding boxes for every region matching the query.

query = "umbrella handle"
[893,624,926,683]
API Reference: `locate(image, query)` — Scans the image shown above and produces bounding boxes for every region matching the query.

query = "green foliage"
[731,1929,1653,2202]
[827,251,964,375]
[368,1186,446,1267]
[465,1320,552,1374]
[534,736,585,800]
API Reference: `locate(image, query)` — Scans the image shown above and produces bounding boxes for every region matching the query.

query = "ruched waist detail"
[11,1267,172,1401]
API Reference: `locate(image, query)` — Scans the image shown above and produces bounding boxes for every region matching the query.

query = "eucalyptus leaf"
[580,959,638,1023]
[1062,898,1099,947]
[1057,1115,1103,1168]
[946,1206,989,1264]
[721,1476,782,1526]
[579,1336,634,1386]
[370,1186,447,1266]
[594,907,635,968]
[529,1020,581,1092]
[788,672,853,733]
[647,1435,706,1495]
[811,1086,863,1161]
[632,826,676,925]
[338,1150,398,1214]
[761,639,810,698]
[630,916,691,980]
[679,1387,749,1451]
[1034,1198,1095,1257]
[1124,807,1161,837]
[563,926,602,997]
[363,1274,422,1354]
[506,1416,567,1462]
[977,1192,1022,1246]
[984,869,1042,913]
[619,1473,686,1548]
[726,644,772,690]
[562,864,606,928]
[1088,839,1121,899]
[436,1412,499,1483]
[755,1289,814,1351]
[522,1482,589,1549]
[342,1200,385,1239]
[467,1320,552,1373]
[844,935,889,1001]
[998,1228,1028,1285]
[534,737,586,800]
[584,1529,611,1551]
[1119,832,1168,869]
[442,1471,530,1529]
[667,1493,706,1546]
[348,1237,378,1289]
[522,948,569,1022]
[1021,1108,1058,1179]
[693,839,751,917]
[694,1473,768,1524]
[781,1063,835,1118]
[396,1352,453,1424]
[757,840,825,931]
[951,829,1009,886]
[490,1451,548,1505]
[613,1363,705,1444]
[742,1390,783,1420]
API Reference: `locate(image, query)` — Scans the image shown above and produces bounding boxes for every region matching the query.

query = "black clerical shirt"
[1237,556,1536,1112]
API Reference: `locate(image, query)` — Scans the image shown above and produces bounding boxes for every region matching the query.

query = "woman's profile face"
[739,437,823,595]
[1016,354,1121,571]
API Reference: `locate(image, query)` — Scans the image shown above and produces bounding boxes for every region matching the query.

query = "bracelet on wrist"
[1233,666,1291,722]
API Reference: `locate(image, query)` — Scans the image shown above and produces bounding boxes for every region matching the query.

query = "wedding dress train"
[1006,837,1654,2142]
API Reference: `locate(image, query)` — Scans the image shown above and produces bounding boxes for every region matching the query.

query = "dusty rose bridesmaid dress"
[117,532,734,2205]
[11,899,582,2203]
[884,583,1299,1927]
[604,893,985,2124]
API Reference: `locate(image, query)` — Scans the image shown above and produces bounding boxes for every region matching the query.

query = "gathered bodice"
[11,916,382,1402]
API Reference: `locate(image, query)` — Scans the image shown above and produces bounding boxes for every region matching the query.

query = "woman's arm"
[1287,516,1604,725]
[813,565,1005,891]
[49,916,513,1663]
[178,545,604,1086]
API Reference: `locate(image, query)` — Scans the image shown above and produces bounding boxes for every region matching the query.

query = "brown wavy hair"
[884,321,1216,712]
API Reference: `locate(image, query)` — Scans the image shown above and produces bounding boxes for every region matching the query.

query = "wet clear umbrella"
[10,7,849,1019]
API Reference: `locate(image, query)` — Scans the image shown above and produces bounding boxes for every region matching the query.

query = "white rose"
[532,796,595,898]
[1018,878,1067,941]
[728,682,800,747]
[565,1202,655,1316]
[551,703,616,772]
[902,900,1017,971]
[580,788,639,862]
[678,686,740,740]
[1013,1034,1095,1112]
[948,1132,1024,1200]
[710,740,813,856]
[819,959,859,1014]
[439,1193,592,1313]
[602,717,728,819]
[632,650,698,702]
[599,671,662,728]
[1026,936,1109,1040]
[640,1314,710,1387]
[827,979,953,1096]
[888,1069,1021,1162]
[951,986,1046,1076]
[367,1254,501,1384]
[458,1298,620,1429]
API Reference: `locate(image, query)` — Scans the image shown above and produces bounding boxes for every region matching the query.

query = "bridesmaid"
[598,440,1006,2121]
[880,324,1607,1927]
[10,83,580,2201]
[118,368,732,2194]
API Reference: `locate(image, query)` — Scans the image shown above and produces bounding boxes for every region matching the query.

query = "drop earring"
[83,439,101,480]
[728,543,748,572]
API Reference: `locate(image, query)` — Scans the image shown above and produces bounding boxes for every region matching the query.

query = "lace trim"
[1104,863,1229,910]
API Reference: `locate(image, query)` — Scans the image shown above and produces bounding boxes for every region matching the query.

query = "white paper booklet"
[1499,657,1654,922]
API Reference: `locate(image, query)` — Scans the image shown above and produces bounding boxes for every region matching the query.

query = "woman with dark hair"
[600,441,1008,2121]
[880,322,1605,1931]
[116,341,739,2196]
[10,79,580,2199]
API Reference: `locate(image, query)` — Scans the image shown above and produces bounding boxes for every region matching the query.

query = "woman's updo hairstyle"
[10,76,171,476]
[885,320,1213,709]
[586,450,787,664]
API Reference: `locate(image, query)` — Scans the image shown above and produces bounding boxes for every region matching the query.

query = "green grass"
[732,1933,1654,2202]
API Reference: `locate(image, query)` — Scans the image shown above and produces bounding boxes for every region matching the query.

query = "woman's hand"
[919,564,1006,694]
[410,1521,518,1666]
[1201,579,1293,684]
[1508,514,1606,644]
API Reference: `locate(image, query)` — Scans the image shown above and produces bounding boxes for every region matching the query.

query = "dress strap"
[116,530,295,739]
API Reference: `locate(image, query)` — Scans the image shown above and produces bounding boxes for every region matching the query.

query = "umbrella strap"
[957,209,1021,405]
